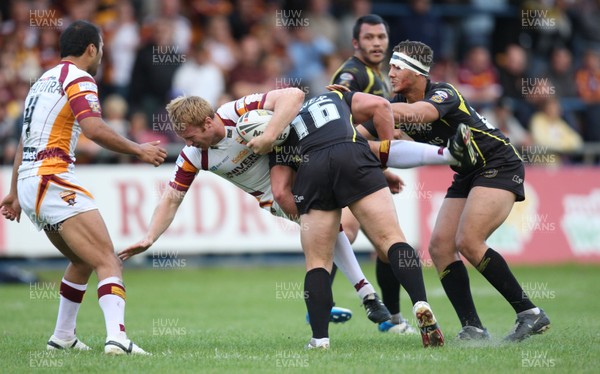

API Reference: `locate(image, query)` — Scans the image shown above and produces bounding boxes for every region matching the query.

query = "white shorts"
[18,172,97,231]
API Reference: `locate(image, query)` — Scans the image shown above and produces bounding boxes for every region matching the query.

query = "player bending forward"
[118,88,392,325]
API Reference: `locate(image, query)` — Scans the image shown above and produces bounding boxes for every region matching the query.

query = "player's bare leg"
[300,209,340,349]
[45,229,93,351]
[429,197,488,340]
[58,210,149,354]
[456,187,549,341]
[349,188,443,347]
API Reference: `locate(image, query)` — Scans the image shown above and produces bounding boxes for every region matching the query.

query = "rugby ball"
[236,109,290,145]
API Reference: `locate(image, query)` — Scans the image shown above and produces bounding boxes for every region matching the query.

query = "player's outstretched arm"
[118,186,186,261]
[349,92,394,140]
[79,116,167,166]
[390,101,439,125]
[0,139,23,222]
[247,87,305,154]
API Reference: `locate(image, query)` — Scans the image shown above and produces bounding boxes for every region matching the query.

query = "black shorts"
[293,142,388,214]
[446,158,526,202]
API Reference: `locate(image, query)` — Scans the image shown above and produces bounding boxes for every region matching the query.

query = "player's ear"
[352,38,359,50]
[87,43,96,57]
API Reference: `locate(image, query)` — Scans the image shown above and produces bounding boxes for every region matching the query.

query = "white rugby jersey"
[170,93,276,210]
[18,61,102,179]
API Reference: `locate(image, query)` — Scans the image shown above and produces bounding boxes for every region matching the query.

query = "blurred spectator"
[102,0,140,99]
[204,15,239,73]
[521,0,574,74]
[0,101,17,164]
[460,0,508,51]
[286,27,334,97]
[228,0,266,40]
[189,0,232,18]
[103,94,129,138]
[128,111,171,146]
[544,46,580,131]
[457,45,501,110]
[172,42,224,108]
[575,48,600,142]
[306,0,338,46]
[145,0,191,54]
[36,28,61,71]
[337,0,372,56]
[480,98,533,149]
[227,34,267,98]
[129,17,182,120]
[498,44,535,127]
[529,97,583,163]
[573,0,600,52]
[393,0,446,61]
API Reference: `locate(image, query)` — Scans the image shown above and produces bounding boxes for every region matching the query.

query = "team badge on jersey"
[430,90,449,103]
[85,94,101,113]
[59,190,77,206]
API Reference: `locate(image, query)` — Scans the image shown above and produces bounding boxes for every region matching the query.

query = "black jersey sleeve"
[423,85,460,118]
[341,91,356,108]
[332,67,365,92]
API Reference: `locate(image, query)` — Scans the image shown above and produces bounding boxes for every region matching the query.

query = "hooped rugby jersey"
[169,93,276,209]
[18,61,102,179]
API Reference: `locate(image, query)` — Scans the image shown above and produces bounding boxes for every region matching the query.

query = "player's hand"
[326,84,351,93]
[118,238,153,261]
[383,169,404,194]
[0,193,21,222]
[247,134,276,155]
[137,141,168,167]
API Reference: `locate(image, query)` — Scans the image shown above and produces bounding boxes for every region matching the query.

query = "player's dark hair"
[352,14,389,41]
[393,40,434,67]
[59,20,101,58]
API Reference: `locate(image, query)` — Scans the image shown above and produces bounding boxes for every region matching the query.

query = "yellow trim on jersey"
[439,118,452,128]
[330,64,346,85]
[445,83,470,115]
[332,90,344,100]
[471,127,523,163]
[364,67,375,93]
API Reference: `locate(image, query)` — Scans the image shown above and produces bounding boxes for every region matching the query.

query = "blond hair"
[166,96,214,131]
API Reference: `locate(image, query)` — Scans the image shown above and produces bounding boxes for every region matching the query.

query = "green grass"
[1,263,599,373]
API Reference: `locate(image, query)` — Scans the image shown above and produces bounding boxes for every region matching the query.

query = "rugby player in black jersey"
[381,40,550,342]
[328,14,417,335]
[267,90,445,349]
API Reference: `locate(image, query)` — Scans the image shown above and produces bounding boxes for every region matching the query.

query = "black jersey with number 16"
[282,91,366,155]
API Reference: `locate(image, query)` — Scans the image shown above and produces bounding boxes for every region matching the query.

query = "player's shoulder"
[332,57,366,84]
[425,81,459,104]
[60,63,98,92]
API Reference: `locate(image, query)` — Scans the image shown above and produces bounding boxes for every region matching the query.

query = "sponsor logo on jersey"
[339,72,354,81]
[482,169,498,178]
[78,81,98,92]
[434,90,448,99]
[430,93,446,103]
[512,175,524,184]
[59,190,77,206]
[22,147,37,161]
[84,93,101,113]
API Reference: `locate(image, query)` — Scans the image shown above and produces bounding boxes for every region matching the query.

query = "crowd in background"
[1,0,600,165]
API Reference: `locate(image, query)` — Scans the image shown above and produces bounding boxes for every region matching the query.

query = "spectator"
[498,44,535,127]
[129,17,182,120]
[529,97,583,164]
[575,48,600,142]
[102,0,140,99]
[227,35,267,98]
[172,42,224,108]
[394,0,446,61]
[457,46,501,110]
[545,46,580,131]
[0,101,17,164]
[480,98,533,149]
[129,111,171,146]
[286,27,334,97]
[306,0,339,46]
[204,15,239,73]
[337,0,372,57]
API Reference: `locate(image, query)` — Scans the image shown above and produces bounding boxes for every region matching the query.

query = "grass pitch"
[1,262,598,373]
